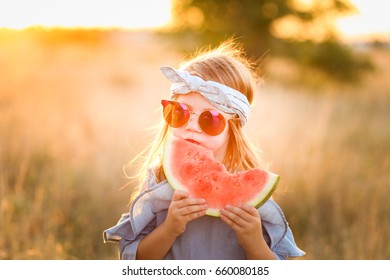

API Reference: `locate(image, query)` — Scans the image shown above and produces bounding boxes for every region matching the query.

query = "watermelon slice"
[163,135,280,217]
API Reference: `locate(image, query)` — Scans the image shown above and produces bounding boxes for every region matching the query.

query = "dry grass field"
[0,28,389,259]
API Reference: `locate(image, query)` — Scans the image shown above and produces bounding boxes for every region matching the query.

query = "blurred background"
[0,0,389,260]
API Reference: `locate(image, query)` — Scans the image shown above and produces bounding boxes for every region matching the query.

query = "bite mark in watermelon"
[163,135,280,217]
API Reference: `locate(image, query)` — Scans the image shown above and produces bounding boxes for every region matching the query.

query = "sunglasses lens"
[199,110,226,136]
[162,100,227,136]
[162,100,190,128]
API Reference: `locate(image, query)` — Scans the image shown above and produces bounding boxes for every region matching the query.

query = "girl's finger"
[174,199,207,211]
[220,206,248,227]
[220,212,241,231]
[172,190,206,205]
[226,205,252,223]
[172,190,189,201]
[240,204,260,218]
[178,204,208,216]
[185,209,207,221]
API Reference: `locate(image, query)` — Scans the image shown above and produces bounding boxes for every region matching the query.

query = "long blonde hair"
[128,40,264,201]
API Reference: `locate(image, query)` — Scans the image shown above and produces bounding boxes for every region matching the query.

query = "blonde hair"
[128,40,264,201]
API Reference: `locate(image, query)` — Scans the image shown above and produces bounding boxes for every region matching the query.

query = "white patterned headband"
[160,66,251,126]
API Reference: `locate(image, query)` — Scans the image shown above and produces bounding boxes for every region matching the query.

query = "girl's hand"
[163,190,208,238]
[221,204,275,259]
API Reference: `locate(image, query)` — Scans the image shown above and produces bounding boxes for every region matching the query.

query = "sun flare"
[335,0,390,41]
[0,0,388,42]
[0,0,172,30]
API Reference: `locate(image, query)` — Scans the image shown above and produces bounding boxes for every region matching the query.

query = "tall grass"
[256,51,390,259]
[0,29,389,259]
[0,29,173,259]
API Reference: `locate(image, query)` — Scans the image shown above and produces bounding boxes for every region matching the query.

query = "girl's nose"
[185,113,202,133]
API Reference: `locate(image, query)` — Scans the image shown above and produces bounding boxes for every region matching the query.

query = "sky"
[0,0,388,41]
[0,0,172,30]
[334,0,390,41]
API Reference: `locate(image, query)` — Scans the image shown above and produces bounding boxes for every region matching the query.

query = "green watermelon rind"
[205,173,279,217]
[163,134,280,218]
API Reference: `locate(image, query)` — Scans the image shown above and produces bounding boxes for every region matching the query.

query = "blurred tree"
[170,0,373,82]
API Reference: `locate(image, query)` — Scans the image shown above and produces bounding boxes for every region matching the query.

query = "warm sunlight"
[0,0,388,41]
[335,0,390,41]
[0,0,172,30]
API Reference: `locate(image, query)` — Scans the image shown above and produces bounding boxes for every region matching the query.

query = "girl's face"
[171,92,231,162]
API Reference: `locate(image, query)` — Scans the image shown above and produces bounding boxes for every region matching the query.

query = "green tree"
[170,0,373,82]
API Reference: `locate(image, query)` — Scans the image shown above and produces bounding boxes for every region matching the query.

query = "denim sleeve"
[259,200,305,259]
[274,253,287,260]
[273,225,304,259]
[119,217,157,260]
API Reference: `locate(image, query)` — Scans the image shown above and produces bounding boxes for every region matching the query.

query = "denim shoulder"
[259,199,305,259]
[103,168,172,243]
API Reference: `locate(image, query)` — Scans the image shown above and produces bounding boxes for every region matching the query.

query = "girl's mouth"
[185,139,201,146]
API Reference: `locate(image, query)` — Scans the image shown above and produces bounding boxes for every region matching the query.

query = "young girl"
[103,41,304,260]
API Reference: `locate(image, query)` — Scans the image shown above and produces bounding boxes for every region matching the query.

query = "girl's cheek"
[171,128,183,138]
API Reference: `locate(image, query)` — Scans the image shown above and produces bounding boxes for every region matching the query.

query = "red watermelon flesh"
[163,135,279,217]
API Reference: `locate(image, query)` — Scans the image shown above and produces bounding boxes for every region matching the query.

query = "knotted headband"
[160,66,251,126]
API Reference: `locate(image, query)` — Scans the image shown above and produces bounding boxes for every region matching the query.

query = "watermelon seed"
[194,152,200,160]
[185,151,191,158]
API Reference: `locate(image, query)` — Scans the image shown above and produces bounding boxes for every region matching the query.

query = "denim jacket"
[103,169,305,260]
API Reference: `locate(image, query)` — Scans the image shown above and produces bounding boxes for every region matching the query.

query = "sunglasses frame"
[161,99,231,136]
